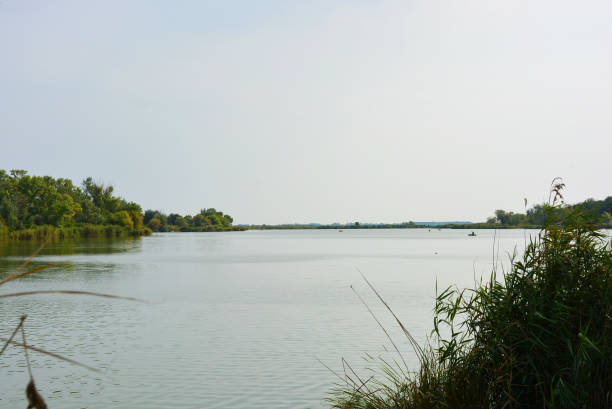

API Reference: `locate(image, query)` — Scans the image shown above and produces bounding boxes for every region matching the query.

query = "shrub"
[147,217,162,232]
[330,201,612,409]
[111,210,134,230]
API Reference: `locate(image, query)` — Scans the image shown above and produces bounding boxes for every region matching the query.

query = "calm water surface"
[1,229,534,408]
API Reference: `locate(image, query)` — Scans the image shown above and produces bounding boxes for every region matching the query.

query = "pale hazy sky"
[1,1,610,224]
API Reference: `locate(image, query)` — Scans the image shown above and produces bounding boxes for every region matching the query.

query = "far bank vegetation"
[142,208,244,232]
[0,170,240,241]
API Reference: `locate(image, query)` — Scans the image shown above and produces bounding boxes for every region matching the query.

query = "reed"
[328,184,612,409]
[1,224,152,241]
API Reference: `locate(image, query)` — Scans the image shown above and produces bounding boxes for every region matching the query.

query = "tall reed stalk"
[329,183,612,409]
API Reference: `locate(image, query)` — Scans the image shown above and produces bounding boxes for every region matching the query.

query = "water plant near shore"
[329,185,612,409]
[1,223,152,241]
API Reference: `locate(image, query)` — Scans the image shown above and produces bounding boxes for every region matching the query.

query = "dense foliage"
[141,208,242,232]
[488,196,612,228]
[330,201,612,409]
[0,169,150,239]
[0,170,242,239]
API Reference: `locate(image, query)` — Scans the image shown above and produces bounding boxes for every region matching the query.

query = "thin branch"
[21,319,33,380]
[0,315,26,356]
[5,264,53,283]
[0,240,48,287]
[0,290,146,302]
[0,337,100,373]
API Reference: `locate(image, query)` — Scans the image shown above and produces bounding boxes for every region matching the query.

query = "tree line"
[0,170,240,239]
[0,169,150,238]
[1,169,609,238]
[487,197,612,228]
[141,208,243,232]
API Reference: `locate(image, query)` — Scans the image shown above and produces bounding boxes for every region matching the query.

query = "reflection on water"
[0,239,144,291]
[0,230,535,409]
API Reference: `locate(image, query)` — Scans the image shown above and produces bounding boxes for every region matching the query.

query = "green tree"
[82,177,121,214]
[168,213,187,228]
[207,214,222,225]
[147,217,162,231]
[494,209,509,224]
[222,214,233,226]
[192,214,207,227]
[144,210,167,227]
[111,210,134,230]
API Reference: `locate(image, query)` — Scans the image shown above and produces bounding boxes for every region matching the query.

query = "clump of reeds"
[1,224,152,242]
[328,181,612,408]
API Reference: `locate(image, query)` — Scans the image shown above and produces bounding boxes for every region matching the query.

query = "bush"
[330,202,612,409]
[147,217,162,232]
[111,210,134,230]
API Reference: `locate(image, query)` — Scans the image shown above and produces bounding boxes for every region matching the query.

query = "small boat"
[338,230,344,232]
[468,231,477,237]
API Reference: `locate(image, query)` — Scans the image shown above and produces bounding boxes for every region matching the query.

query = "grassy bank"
[329,203,612,408]
[0,224,151,241]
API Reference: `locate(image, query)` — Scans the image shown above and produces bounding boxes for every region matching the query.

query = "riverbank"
[0,224,251,241]
[0,224,152,241]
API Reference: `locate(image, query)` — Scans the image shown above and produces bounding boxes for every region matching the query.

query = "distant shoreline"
[0,223,535,242]
[243,223,539,230]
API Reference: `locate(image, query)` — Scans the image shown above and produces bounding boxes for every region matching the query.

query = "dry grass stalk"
[0,336,101,372]
[0,315,26,356]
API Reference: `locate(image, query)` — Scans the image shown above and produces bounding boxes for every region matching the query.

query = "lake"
[1,229,533,408]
